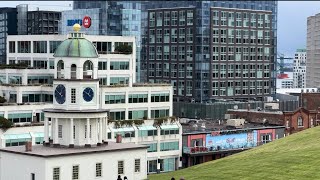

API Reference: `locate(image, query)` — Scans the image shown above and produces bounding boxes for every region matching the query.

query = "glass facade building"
[72,1,142,82]
[72,1,277,101]
[141,1,277,102]
[0,8,19,64]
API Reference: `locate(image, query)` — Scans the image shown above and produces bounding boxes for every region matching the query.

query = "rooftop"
[227,109,283,115]
[181,119,284,135]
[0,141,147,157]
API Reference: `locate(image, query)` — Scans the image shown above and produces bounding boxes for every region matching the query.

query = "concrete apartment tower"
[307,13,320,88]
[293,49,306,88]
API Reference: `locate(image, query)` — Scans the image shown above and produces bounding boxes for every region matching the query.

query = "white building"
[293,49,307,88]
[0,25,182,173]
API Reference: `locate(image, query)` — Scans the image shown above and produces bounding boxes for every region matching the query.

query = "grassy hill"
[149,126,320,180]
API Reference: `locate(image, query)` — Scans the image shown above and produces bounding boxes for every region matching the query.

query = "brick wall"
[226,110,284,125]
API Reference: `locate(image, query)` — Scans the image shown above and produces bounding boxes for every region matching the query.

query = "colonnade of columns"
[44,116,108,147]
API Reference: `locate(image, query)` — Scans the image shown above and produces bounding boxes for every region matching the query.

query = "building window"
[160,141,179,151]
[128,94,148,103]
[105,94,125,104]
[96,163,102,177]
[72,165,79,180]
[33,41,47,53]
[18,41,31,53]
[261,134,271,144]
[58,125,62,138]
[9,41,15,53]
[109,111,125,120]
[118,161,124,175]
[71,88,76,103]
[53,167,60,180]
[98,61,107,70]
[73,125,76,139]
[151,109,169,118]
[85,125,92,138]
[151,93,170,102]
[31,173,35,180]
[298,116,303,127]
[110,61,129,70]
[135,159,140,172]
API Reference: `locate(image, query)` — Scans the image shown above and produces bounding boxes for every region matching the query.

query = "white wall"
[0,151,46,180]
[0,147,147,180]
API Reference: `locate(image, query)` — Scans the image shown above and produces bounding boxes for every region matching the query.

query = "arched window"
[57,60,64,79]
[83,60,93,79]
[71,64,77,79]
[297,116,303,127]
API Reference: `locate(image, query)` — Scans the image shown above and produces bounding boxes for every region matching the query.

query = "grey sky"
[1,1,320,56]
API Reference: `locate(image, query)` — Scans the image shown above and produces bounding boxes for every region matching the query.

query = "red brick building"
[226,107,319,135]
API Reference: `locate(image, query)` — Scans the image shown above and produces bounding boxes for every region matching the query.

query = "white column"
[44,117,49,143]
[70,118,74,145]
[54,118,59,144]
[104,117,108,141]
[86,118,90,145]
[98,118,103,144]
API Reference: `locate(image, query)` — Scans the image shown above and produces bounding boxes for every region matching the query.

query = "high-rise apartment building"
[0,4,61,64]
[27,10,61,35]
[293,49,306,88]
[307,13,320,88]
[72,1,278,100]
[141,1,278,102]
[0,5,27,64]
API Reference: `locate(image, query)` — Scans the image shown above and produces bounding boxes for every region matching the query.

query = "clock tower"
[43,24,108,147]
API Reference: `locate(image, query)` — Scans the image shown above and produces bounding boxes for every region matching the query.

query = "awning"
[33,132,44,138]
[112,127,135,132]
[138,126,157,131]
[160,124,179,130]
[4,133,31,140]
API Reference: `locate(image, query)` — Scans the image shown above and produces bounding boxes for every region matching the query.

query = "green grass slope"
[149,127,320,180]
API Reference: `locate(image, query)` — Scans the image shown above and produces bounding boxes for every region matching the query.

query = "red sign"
[82,16,91,28]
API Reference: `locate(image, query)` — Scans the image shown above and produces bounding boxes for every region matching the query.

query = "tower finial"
[73,23,81,32]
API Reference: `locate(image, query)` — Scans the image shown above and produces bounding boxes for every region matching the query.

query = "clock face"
[54,84,66,104]
[83,87,94,102]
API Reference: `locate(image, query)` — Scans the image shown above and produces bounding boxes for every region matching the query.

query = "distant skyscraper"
[306,13,320,88]
[293,49,306,88]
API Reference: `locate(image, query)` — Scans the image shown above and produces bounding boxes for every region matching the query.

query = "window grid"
[71,88,76,104]
[118,161,124,175]
[96,163,102,177]
[72,165,79,180]
[135,159,141,172]
[53,167,60,180]
[58,125,62,138]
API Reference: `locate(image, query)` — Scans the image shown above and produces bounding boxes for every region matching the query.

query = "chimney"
[116,134,122,143]
[25,141,32,152]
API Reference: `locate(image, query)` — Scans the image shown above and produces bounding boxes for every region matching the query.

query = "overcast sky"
[1,1,320,56]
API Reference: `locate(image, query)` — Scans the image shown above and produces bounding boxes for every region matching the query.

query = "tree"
[114,44,133,54]
[0,96,6,103]
[0,116,13,130]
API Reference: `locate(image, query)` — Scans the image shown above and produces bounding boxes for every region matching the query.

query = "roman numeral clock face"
[83,87,94,102]
[54,84,66,104]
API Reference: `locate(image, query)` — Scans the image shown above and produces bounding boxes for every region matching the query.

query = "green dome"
[54,35,98,58]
